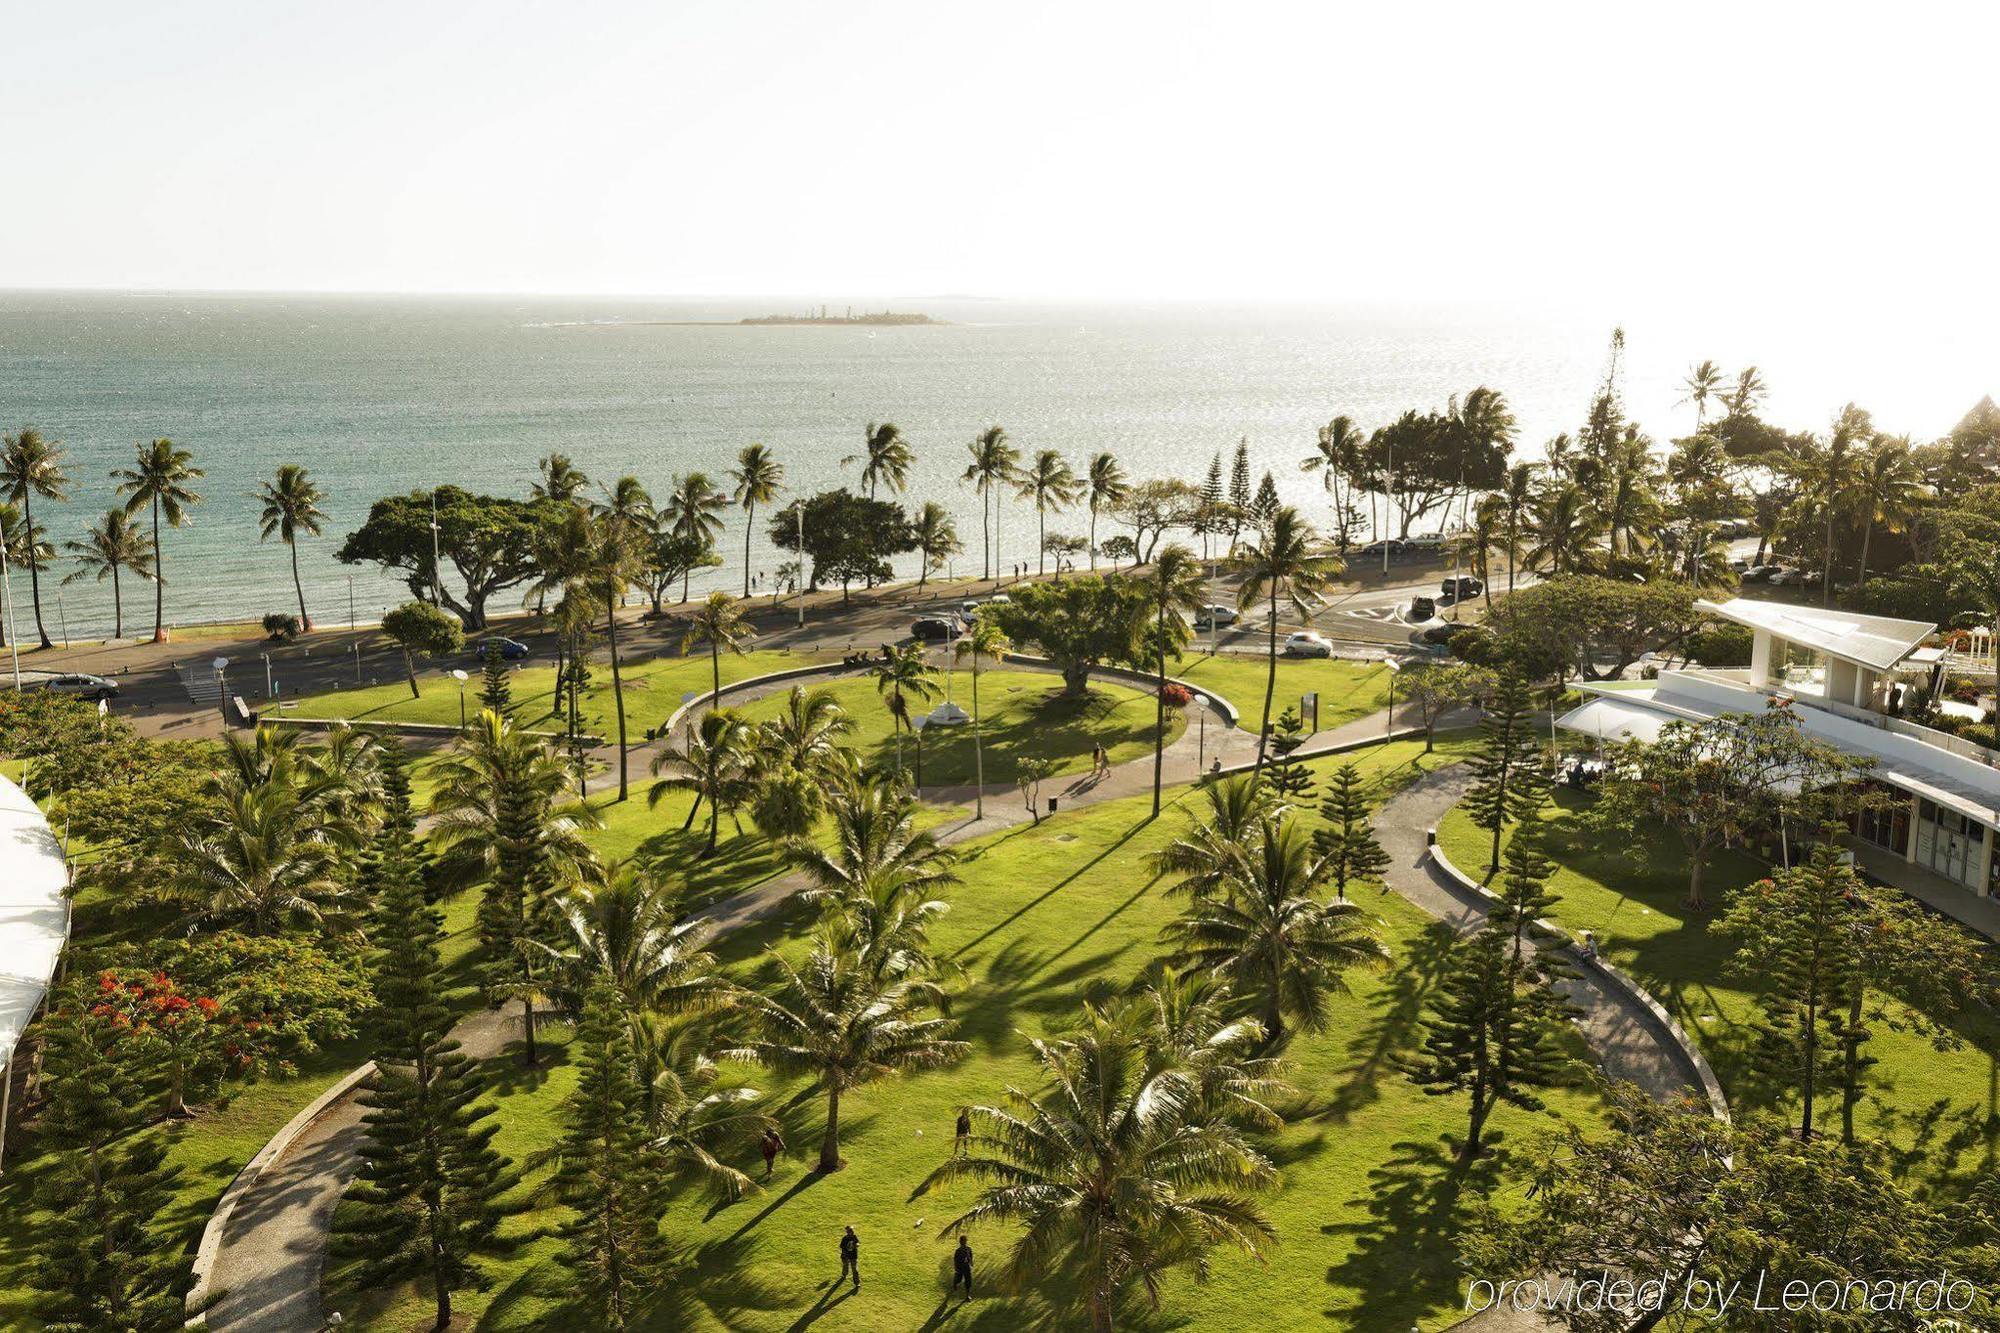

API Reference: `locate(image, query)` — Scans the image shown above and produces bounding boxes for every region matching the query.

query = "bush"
[1159,682,1193,711]
[262,612,301,641]
[1850,570,1956,624]
[1686,623,1753,667]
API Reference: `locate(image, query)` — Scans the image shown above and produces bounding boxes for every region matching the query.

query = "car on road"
[1354,538,1406,560]
[1193,604,1238,629]
[1768,568,1806,587]
[484,637,531,661]
[1742,564,1780,583]
[1407,595,1438,622]
[1439,575,1482,603]
[39,672,119,702]
[911,616,960,642]
[1282,631,1334,658]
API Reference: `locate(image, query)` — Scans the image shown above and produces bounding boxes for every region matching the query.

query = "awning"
[0,775,69,1071]
[1556,697,1671,745]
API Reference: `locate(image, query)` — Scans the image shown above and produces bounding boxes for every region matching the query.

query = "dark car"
[487,637,531,661]
[1407,595,1437,622]
[911,617,959,643]
[41,673,119,702]
[1439,575,1483,602]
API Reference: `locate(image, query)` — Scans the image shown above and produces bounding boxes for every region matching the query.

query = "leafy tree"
[649,707,757,853]
[479,637,511,711]
[336,811,514,1331]
[380,599,465,698]
[1315,762,1389,900]
[1941,487,2000,714]
[1228,436,1253,547]
[1235,505,1341,770]
[910,499,962,587]
[62,507,153,640]
[1042,531,1087,574]
[135,930,371,1074]
[1363,402,1511,538]
[1396,660,1492,752]
[1097,533,1138,568]
[1303,415,1369,552]
[661,471,729,602]
[29,996,184,1331]
[2,424,69,648]
[87,967,231,1118]
[257,463,327,631]
[338,486,555,629]
[986,573,1151,697]
[1016,754,1055,823]
[1407,923,1573,1162]
[961,424,1021,580]
[638,522,721,615]
[916,1003,1277,1333]
[1485,574,1700,682]
[1017,449,1081,576]
[767,488,917,601]
[727,442,784,597]
[734,926,967,1171]
[1083,451,1129,570]
[1461,672,1549,877]
[1110,477,1200,564]
[110,436,203,643]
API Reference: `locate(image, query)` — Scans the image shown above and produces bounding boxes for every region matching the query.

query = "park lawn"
[1437,788,2000,1186]
[734,668,1182,790]
[334,733,1609,1332]
[285,647,826,737]
[1174,653,1392,736]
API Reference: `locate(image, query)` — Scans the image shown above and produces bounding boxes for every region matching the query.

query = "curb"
[183,1059,379,1326]
[1427,840,1730,1123]
[259,715,596,744]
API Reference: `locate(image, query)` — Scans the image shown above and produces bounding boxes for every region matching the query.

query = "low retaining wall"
[1428,840,1731,1123]
[183,1059,379,1326]
[260,714,596,745]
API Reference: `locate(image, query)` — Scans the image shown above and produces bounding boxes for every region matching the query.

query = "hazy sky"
[9,1,1998,315]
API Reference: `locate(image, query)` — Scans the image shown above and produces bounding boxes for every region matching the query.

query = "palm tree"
[649,707,756,853]
[593,474,654,536]
[1144,544,1205,815]
[167,780,354,935]
[1593,433,1663,565]
[680,589,755,708]
[1524,481,1594,576]
[733,927,966,1172]
[953,619,1010,820]
[1083,452,1130,571]
[256,464,327,632]
[1148,773,1277,901]
[1853,433,1928,590]
[1496,462,1535,589]
[1302,416,1367,551]
[0,501,52,649]
[1724,366,1769,419]
[962,426,1021,580]
[1,426,69,648]
[747,685,855,840]
[787,772,959,906]
[1235,506,1341,771]
[847,421,913,500]
[1784,404,1872,604]
[915,1004,1277,1332]
[1466,496,1500,610]
[1120,967,1290,1129]
[540,861,725,1018]
[1162,816,1387,1048]
[1680,360,1727,429]
[532,453,590,502]
[870,642,940,781]
[727,443,784,597]
[112,437,203,643]
[910,501,960,589]
[587,508,646,801]
[662,472,728,603]
[61,508,153,640]
[1017,450,1081,577]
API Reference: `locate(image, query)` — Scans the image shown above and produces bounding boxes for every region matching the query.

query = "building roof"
[0,774,69,1074]
[1697,597,1937,673]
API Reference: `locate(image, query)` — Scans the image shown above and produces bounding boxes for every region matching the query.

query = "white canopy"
[0,774,69,1072]
[1697,597,1935,673]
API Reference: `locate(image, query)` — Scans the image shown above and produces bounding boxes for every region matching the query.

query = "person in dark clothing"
[760,1127,784,1179]
[951,1235,974,1298]
[839,1225,860,1291]
[954,1107,972,1150]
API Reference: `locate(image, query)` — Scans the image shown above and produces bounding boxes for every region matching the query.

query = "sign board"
[1300,691,1319,733]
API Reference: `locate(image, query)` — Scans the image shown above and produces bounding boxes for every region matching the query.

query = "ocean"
[0,291,1990,640]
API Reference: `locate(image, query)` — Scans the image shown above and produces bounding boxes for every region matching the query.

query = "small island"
[740,307,944,326]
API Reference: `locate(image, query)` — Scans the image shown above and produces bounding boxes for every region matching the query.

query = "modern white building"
[1557,596,2000,900]
[0,772,70,1169]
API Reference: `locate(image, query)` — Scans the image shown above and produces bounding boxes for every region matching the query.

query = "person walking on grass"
[839,1225,861,1292]
[952,1235,974,1299]
[954,1107,971,1151]
[761,1127,785,1179]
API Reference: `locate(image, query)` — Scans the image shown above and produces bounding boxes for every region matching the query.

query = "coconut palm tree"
[1017,450,1082,577]
[1593,433,1663,566]
[847,421,913,500]
[1083,452,1130,571]
[540,861,725,1018]
[1162,815,1387,1048]
[910,501,961,589]
[962,426,1021,580]
[1119,966,1290,1130]
[586,508,647,801]
[680,589,755,708]
[1495,462,1536,589]
[1143,544,1205,815]
[1524,481,1594,576]
[1147,774,1277,901]
[0,501,51,651]
[61,508,153,640]
[1,426,69,648]
[869,642,940,781]
[746,685,855,840]
[1724,366,1769,419]
[255,464,327,632]
[953,618,1010,820]
[1853,433,1929,589]
[1783,404,1872,604]
[1302,415,1368,551]
[112,437,203,643]
[662,472,728,603]
[592,475,654,537]
[1680,360,1727,429]
[727,443,784,597]
[167,780,355,935]
[624,1008,767,1198]
[915,1004,1277,1332]
[787,771,960,907]
[1235,506,1340,771]
[732,927,966,1172]
[532,453,590,502]
[649,707,756,853]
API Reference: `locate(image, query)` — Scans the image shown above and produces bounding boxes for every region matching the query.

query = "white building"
[1557,596,2000,899]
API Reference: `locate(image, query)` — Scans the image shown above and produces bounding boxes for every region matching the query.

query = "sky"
[7,1,2000,322]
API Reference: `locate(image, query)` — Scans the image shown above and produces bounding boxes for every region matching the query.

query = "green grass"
[734,667,1182,790]
[285,647,827,736]
[333,734,1608,1332]
[1437,789,2000,1186]
[1174,653,1392,735]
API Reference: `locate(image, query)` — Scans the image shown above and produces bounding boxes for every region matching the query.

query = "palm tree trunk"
[1254,588,1278,773]
[607,589,628,802]
[151,498,167,643]
[522,993,540,1067]
[971,657,985,819]
[743,500,755,597]
[1088,503,1098,571]
[981,483,992,580]
[819,1084,842,1171]
[1037,504,1046,577]
[21,491,49,649]
[111,566,123,640]
[1152,603,1167,817]
[290,538,311,630]
[711,641,721,707]
[1858,515,1874,591]
[1823,510,1836,607]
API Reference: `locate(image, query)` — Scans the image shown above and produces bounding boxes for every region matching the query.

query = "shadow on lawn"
[1310,921,1453,1123]
[949,813,1155,961]
[1322,1134,1502,1328]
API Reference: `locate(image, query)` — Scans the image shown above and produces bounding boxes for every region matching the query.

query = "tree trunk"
[1800,998,1818,1140]
[404,649,420,699]
[743,501,755,597]
[1254,589,1278,773]
[708,789,720,852]
[1823,511,1836,608]
[981,484,992,580]
[433,1256,452,1331]
[1686,850,1707,911]
[1841,988,1864,1146]
[1089,505,1098,571]
[1037,504,1046,577]
[682,790,702,831]
[1152,603,1167,817]
[523,993,540,1067]
[152,498,167,643]
[711,642,722,707]
[971,659,985,820]
[819,1084,842,1171]
[1061,661,1091,697]
[23,491,49,648]
[1463,1082,1490,1163]
[111,567,122,639]
[607,589,628,802]
[1857,515,1874,591]
[291,539,311,631]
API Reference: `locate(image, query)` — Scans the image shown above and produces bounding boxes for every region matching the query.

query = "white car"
[1282,631,1333,658]
[1193,604,1238,629]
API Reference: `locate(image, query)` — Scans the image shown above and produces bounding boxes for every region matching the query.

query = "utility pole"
[1,538,18,690]
[796,502,806,629]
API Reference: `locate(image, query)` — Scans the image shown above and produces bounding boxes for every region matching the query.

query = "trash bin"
[1426,826,1437,847]
[1047,797,1059,815]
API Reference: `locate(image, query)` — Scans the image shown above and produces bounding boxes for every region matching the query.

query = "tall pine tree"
[1460,672,1549,877]
[1264,707,1317,803]
[1315,762,1389,901]
[1199,452,1225,561]
[30,997,185,1331]
[479,637,512,712]
[335,804,514,1330]
[1485,809,1562,966]
[1228,437,1252,549]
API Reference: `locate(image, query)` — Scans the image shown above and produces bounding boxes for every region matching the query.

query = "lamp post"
[1384,655,1401,739]
[451,668,470,730]
[213,657,230,727]
[262,652,273,699]
[911,711,928,789]
[1191,694,1208,772]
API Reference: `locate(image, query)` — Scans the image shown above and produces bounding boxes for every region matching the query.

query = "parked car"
[911,617,959,642]
[1439,575,1483,602]
[1729,558,1750,574]
[1282,631,1334,658]
[1407,595,1438,622]
[1354,539,1405,560]
[40,673,119,702]
[486,637,531,660]
[959,599,986,618]
[1769,568,1805,587]
[1193,604,1238,628]
[1741,564,1779,583]
[1420,623,1460,648]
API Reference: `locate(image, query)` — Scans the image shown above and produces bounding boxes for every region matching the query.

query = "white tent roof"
[0,775,69,1071]
[1556,696,1671,745]
[1698,597,1936,673]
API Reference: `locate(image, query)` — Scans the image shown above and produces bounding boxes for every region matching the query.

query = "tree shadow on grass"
[958,939,1135,1050]
[1322,1134,1503,1327]
[481,1038,573,1097]
[949,813,1155,961]
[1301,922,1454,1124]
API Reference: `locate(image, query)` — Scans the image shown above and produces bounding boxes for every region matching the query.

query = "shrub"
[1687,623,1753,667]
[1159,682,1193,710]
[262,612,301,641]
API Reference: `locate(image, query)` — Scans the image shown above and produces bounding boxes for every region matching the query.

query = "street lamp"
[1383,655,1402,739]
[1190,694,1209,772]
[451,668,470,729]
[213,657,231,727]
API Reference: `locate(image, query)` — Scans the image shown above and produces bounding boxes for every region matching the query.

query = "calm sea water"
[0,291,1989,639]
